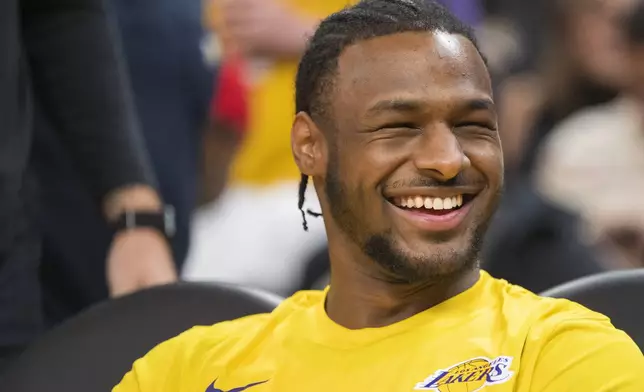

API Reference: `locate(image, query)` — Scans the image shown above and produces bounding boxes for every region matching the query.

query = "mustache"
[384,173,485,189]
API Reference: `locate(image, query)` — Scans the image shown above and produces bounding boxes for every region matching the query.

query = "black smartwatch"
[112,206,176,240]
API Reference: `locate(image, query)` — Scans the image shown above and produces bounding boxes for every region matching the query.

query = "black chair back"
[0,282,282,391]
[540,269,644,349]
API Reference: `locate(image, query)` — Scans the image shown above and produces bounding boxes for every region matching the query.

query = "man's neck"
[324,247,480,330]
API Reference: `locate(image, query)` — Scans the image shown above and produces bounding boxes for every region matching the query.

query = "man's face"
[298,31,503,284]
[568,0,635,90]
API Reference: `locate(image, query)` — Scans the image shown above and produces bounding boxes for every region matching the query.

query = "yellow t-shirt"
[229,0,354,185]
[114,271,644,391]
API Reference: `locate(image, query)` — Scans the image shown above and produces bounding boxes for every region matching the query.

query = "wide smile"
[384,188,480,233]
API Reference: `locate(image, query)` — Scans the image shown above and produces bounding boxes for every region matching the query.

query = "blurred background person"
[184,0,353,295]
[31,0,215,327]
[480,0,641,292]
[497,0,634,177]
[0,0,177,367]
[536,0,644,269]
[475,0,641,292]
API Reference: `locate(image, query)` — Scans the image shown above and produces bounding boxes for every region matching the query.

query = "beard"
[361,227,485,284]
[324,149,491,285]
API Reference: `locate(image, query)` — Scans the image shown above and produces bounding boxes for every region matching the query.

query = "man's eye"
[380,122,418,130]
[456,122,497,131]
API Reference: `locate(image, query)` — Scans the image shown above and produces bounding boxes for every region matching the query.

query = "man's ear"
[291,112,327,176]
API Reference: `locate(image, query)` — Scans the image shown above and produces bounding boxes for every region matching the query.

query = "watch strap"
[113,207,176,238]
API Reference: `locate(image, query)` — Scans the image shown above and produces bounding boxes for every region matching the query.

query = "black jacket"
[0,0,154,262]
[0,0,153,346]
[33,0,214,326]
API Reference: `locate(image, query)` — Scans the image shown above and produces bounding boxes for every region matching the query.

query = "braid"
[298,174,310,231]
[298,174,323,232]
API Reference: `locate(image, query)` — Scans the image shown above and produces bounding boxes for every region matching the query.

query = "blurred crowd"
[3,0,644,362]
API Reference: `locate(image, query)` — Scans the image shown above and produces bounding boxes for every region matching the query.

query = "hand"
[217,0,316,57]
[106,229,178,298]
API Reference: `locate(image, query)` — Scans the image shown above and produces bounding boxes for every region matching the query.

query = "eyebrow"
[366,97,495,116]
[464,98,495,112]
[366,99,424,115]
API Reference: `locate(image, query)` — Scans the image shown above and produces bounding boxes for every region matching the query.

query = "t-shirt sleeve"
[529,317,644,391]
[112,313,272,391]
[112,326,208,392]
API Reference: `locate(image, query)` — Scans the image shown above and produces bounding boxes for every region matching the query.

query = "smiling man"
[114,1,644,391]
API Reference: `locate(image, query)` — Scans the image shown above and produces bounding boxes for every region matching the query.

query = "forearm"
[214,0,320,60]
[22,0,157,207]
[266,16,318,59]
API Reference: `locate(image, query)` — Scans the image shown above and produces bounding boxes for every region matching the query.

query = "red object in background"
[211,56,249,135]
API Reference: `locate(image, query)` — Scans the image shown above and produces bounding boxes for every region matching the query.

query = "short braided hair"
[294,0,484,230]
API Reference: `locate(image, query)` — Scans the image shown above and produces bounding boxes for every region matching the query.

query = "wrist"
[111,207,176,241]
[112,227,169,244]
[104,185,163,222]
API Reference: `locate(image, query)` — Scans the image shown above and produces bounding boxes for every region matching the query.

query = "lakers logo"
[414,356,514,392]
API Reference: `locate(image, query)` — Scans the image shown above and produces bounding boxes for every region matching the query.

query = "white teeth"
[395,194,465,210]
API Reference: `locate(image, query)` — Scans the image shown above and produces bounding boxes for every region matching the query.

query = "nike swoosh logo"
[206,379,269,392]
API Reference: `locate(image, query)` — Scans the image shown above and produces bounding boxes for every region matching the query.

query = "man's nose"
[411,124,471,181]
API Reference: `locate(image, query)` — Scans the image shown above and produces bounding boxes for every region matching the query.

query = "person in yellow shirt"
[185,0,354,295]
[116,1,644,390]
